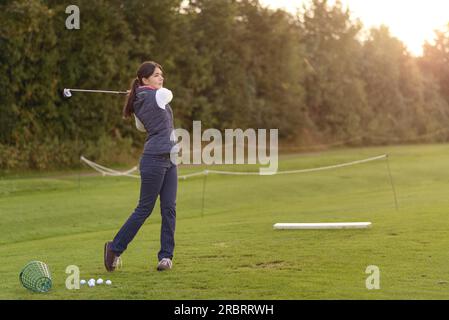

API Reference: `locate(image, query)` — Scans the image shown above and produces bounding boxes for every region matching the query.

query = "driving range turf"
[1,144,449,299]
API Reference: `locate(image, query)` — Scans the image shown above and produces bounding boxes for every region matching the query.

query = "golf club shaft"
[66,88,129,95]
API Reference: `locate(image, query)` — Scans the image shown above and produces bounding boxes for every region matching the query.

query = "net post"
[385,154,399,212]
[201,170,208,218]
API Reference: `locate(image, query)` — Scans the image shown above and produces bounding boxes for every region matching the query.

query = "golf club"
[63,88,129,98]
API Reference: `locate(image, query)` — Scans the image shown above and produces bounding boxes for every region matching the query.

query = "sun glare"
[260,0,449,56]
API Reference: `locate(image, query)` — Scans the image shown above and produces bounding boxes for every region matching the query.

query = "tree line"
[1,0,448,171]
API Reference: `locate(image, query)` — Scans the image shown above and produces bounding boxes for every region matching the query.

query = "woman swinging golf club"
[104,61,178,272]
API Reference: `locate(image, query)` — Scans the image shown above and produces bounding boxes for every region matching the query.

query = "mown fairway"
[1,144,449,299]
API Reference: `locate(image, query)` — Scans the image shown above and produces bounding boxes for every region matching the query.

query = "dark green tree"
[301,0,367,141]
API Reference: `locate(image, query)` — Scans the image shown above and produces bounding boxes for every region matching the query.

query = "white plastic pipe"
[273,222,372,230]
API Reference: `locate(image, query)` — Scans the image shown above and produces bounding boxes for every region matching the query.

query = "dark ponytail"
[122,61,163,119]
[122,78,140,118]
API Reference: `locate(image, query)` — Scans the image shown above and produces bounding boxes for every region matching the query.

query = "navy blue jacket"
[134,87,176,155]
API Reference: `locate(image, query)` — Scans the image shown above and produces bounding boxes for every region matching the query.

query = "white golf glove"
[155,88,173,109]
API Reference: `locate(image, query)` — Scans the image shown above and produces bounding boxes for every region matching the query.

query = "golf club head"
[63,88,72,98]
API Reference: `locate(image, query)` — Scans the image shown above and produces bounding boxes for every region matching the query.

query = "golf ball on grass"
[88,279,96,287]
[83,278,112,287]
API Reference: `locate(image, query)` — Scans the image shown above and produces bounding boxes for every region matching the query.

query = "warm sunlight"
[260,0,449,56]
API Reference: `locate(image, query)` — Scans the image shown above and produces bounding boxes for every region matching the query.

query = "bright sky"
[260,0,449,56]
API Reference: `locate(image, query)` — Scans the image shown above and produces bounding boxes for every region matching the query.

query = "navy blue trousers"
[111,153,177,261]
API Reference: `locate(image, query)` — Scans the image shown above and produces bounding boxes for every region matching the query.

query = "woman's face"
[142,67,164,89]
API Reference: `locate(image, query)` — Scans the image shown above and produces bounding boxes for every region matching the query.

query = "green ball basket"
[19,261,52,293]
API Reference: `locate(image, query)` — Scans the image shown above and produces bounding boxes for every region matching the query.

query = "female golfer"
[104,61,177,272]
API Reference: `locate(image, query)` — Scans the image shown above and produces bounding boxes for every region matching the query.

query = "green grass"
[1,144,449,299]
